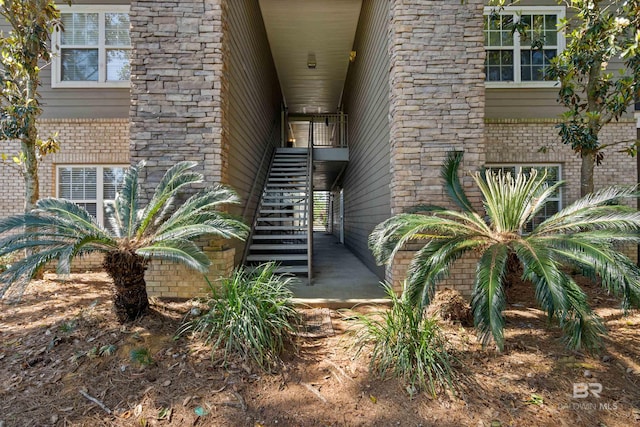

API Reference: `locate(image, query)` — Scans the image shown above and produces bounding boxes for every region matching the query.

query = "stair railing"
[310,113,348,148]
[307,117,314,284]
[241,119,279,265]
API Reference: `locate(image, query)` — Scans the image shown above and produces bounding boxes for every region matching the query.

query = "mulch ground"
[0,272,639,426]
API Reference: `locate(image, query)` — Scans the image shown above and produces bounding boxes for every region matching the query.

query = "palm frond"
[535,208,640,235]
[369,212,488,266]
[156,186,248,240]
[0,245,70,297]
[537,185,639,234]
[405,236,484,308]
[35,198,107,235]
[137,161,203,237]
[163,185,242,224]
[475,167,549,233]
[471,243,509,351]
[559,278,606,352]
[114,163,140,238]
[513,239,568,318]
[154,218,248,243]
[546,236,640,311]
[136,240,211,272]
[441,151,475,213]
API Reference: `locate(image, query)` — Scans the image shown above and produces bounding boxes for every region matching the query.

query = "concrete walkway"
[290,232,389,308]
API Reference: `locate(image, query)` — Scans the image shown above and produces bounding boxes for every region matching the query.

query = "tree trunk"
[580,151,595,197]
[103,250,149,323]
[21,139,39,213]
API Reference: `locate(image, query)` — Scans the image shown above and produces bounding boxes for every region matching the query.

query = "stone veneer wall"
[0,118,130,271]
[129,0,239,298]
[387,0,486,296]
[129,0,228,192]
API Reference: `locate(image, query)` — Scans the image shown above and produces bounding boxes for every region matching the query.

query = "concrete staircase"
[245,147,311,276]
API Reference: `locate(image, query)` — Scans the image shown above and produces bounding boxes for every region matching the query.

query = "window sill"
[485,81,560,89]
[51,81,131,89]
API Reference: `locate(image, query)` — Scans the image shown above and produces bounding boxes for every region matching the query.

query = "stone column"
[129,0,228,193]
[129,0,234,297]
[387,0,486,295]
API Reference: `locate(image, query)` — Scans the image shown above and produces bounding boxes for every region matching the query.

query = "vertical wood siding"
[340,0,391,279]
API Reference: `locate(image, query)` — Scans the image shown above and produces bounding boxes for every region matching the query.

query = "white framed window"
[57,165,128,229]
[485,164,562,231]
[52,5,131,88]
[484,6,565,88]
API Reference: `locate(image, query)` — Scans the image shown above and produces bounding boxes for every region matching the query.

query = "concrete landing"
[290,233,389,308]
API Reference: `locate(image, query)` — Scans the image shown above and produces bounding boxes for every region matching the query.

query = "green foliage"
[491,0,640,195]
[178,262,300,372]
[370,151,640,353]
[0,0,68,210]
[0,161,248,301]
[130,347,154,367]
[59,320,77,334]
[99,344,117,357]
[547,0,640,151]
[353,284,459,397]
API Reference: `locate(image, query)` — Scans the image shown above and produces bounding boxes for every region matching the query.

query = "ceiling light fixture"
[307,52,316,69]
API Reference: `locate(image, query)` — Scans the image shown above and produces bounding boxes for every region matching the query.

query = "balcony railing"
[310,114,348,148]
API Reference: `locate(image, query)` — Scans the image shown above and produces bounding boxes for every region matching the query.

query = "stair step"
[250,244,308,250]
[255,225,307,231]
[274,265,309,274]
[275,147,308,154]
[251,234,308,240]
[266,183,307,187]
[261,202,305,206]
[262,198,306,202]
[246,254,308,262]
[257,217,306,222]
[268,178,307,182]
[260,209,306,214]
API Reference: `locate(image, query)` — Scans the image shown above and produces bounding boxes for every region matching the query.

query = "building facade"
[0,0,637,298]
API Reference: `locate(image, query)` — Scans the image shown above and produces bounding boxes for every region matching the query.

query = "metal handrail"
[307,117,314,284]
[241,118,279,265]
[310,113,348,148]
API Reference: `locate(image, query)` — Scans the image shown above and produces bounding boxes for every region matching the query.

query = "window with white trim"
[57,165,127,229]
[484,6,565,87]
[486,164,562,231]
[52,5,131,88]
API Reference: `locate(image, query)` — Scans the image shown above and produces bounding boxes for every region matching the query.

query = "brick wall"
[0,118,130,272]
[145,240,235,299]
[485,119,638,204]
[387,0,486,294]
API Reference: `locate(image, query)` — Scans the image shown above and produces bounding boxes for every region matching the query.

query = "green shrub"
[354,283,460,397]
[178,262,299,371]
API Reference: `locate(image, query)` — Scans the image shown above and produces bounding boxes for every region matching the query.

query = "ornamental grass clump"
[178,262,300,372]
[353,284,460,397]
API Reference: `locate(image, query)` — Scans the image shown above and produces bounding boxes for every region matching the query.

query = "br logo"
[573,383,602,399]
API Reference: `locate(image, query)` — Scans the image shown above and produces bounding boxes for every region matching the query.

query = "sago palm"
[370,151,640,352]
[0,161,248,322]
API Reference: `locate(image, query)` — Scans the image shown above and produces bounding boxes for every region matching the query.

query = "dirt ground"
[1,272,639,427]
